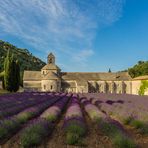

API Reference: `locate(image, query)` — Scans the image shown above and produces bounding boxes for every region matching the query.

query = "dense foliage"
[0,40,46,72]
[138,80,148,96]
[4,50,20,92]
[128,61,148,78]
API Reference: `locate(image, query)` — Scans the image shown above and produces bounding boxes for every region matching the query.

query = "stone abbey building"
[23,53,147,95]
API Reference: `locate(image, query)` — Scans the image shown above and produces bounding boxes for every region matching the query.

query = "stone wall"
[23,81,41,91]
[76,85,88,93]
[41,80,60,92]
[61,81,76,93]
[89,80,132,94]
[131,80,141,95]
[23,78,148,95]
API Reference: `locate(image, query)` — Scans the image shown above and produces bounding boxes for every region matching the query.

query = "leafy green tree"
[128,61,148,78]
[4,50,20,92]
[4,50,12,91]
[138,80,148,96]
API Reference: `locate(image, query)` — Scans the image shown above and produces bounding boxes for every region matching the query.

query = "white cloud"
[0,0,125,70]
[73,49,94,62]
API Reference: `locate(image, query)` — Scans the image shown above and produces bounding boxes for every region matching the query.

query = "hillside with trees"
[127,61,148,78]
[0,40,46,72]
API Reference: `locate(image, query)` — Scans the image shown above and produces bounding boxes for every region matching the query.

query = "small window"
[51,85,53,90]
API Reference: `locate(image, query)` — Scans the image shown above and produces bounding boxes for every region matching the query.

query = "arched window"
[51,85,53,90]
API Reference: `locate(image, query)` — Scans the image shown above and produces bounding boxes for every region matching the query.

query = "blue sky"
[0,0,148,72]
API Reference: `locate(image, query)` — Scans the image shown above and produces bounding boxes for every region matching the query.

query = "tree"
[0,71,5,89]
[14,60,20,91]
[108,68,111,73]
[4,50,13,91]
[128,61,148,78]
[4,50,20,92]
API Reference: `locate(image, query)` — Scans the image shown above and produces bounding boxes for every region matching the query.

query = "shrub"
[66,132,80,145]
[0,126,8,140]
[46,115,57,122]
[20,123,49,147]
[139,124,148,135]
[99,120,121,137]
[138,80,148,96]
[0,118,20,141]
[113,134,136,148]
[66,123,85,137]
[130,120,144,129]
[123,116,134,125]
[17,112,32,124]
[130,120,148,135]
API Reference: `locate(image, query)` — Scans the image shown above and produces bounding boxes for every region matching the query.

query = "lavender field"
[0,92,148,148]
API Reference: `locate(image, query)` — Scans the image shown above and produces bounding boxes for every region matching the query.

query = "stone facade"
[23,53,148,95]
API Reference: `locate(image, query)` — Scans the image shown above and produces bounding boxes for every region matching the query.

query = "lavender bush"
[63,95,86,145]
[0,93,63,143]
[20,93,71,147]
[82,93,148,122]
[20,118,53,148]
[40,93,71,121]
[79,95,136,148]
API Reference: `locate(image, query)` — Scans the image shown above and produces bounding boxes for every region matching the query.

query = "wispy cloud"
[0,0,125,71]
[73,49,94,62]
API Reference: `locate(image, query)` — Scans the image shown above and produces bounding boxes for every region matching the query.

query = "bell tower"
[47,53,55,64]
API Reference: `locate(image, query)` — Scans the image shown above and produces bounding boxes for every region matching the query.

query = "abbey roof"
[23,71,41,81]
[61,72,131,81]
[23,71,131,81]
[41,64,60,70]
[41,71,59,80]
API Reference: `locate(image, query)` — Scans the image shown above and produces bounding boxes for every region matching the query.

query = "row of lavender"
[2,93,86,147]
[83,93,148,122]
[0,92,61,110]
[82,93,148,138]
[63,94,86,145]
[0,93,67,144]
[0,92,56,119]
[0,92,147,147]
[20,93,71,147]
[0,92,36,110]
[79,95,136,148]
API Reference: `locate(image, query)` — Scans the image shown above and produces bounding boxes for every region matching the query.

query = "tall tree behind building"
[4,50,20,92]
